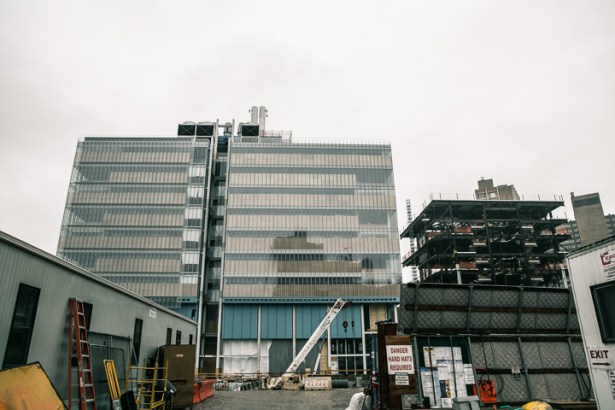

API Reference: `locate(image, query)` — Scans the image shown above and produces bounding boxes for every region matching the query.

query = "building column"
[361,303,367,373]
[257,304,262,374]
[292,305,296,358]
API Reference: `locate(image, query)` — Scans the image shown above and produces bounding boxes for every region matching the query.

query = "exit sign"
[588,347,615,369]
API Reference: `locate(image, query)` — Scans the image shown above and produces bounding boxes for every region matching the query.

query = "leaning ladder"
[68,298,97,410]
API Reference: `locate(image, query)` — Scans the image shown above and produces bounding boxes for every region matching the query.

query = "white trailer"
[567,237,615,409]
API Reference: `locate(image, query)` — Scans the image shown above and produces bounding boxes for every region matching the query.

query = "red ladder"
[68,298,97,410]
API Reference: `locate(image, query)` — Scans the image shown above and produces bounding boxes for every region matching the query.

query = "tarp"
[0,362,65,410]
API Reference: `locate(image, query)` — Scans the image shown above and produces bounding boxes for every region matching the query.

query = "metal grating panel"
[528,374,549,400]
[418,287,443,305]
[442,311,466,329]
[569,314,580,331]
[401,285,415,304]
[570,341,588,368]
[471,343,486,368]
[493,290,518,307]
[470,312,491,329]
[491,313,517,329]
[491,342,520,368]
[544,374,582,400]
[522,291,538,308]
[521,343,542,368]
[519,313,536,329]
[473,342,496,369]
[495,374,528,402]
[538,343,573,368]
[399,306,414,333]
[443,288,468,306]
[536,313,567,330]
[538,292,569,309]
[417,311,441,329]
[472,289,492,306]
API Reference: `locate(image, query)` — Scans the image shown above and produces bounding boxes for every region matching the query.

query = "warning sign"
[386,345,414,374]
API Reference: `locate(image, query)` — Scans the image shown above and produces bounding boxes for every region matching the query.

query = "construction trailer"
[0,231,197,408]
[398,282,593,408]
[567,236,615,409]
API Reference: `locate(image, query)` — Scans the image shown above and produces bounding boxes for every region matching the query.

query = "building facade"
[474,178,520,201]
[571,192,611,246]
[58,108,402,375]
[57,136,213,319]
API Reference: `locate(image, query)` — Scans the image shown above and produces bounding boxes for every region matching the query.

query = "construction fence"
[398,283,592,406]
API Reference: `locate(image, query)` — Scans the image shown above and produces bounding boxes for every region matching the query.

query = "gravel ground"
[194,388,362,409]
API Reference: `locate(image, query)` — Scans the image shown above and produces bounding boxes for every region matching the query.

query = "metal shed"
[0,231,197,407]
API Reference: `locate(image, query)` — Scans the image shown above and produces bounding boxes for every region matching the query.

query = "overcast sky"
[1,0,614,255]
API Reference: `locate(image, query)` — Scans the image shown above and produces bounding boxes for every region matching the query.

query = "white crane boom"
[283,298,347,377]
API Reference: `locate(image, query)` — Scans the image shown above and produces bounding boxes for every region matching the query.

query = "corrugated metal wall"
[262,305,292,339]
[0,233,197,407]
[221,305,258,339]
[221,303,364,340]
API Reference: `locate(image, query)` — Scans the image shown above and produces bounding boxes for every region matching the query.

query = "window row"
[231,143,390,156]
[225,236,399,253]
[223,276,395,285]
[228,170,394,188]
[223,256,401,275]
[59,233,184,250]
[230,153,392,168]
[226,228,398,238]
[62,207,189,227]
[222,282,400,298]
[68,192,189,205]
[72,164,195,183]
[227,193,396,209]
[226,214,395,230]
[77,151,192,164]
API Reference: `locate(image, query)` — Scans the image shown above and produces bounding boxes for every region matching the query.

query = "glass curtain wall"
[57,137,210,315]
[223,141,401,301]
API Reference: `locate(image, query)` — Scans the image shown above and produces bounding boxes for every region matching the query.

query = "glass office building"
[57,137,212,318]
[218,138,401,375]
[58,110,401,374]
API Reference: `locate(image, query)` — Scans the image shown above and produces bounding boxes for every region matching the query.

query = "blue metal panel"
[295,303,363,339]
[295,305,327,339]
[222,305,257,339]
[330,304,362,339]
[261,305,292,339]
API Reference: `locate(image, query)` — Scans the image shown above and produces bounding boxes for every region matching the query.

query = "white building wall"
[568,238,615,409]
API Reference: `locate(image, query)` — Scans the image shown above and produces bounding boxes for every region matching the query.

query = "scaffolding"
[125,359,169,410]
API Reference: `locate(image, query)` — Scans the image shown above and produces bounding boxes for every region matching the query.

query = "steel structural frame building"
[401,199,570,286]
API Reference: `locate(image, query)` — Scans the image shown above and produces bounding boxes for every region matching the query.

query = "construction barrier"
[304,377,332,391]
[193,380,215,404]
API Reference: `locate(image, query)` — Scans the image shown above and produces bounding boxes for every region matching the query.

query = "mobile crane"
[269,298,349,389]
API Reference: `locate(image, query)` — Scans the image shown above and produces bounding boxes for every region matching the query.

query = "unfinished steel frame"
[401,199,570,286]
